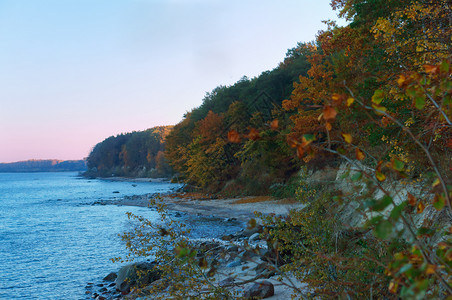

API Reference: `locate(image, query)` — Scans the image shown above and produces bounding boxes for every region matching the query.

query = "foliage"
[164,46,313,193]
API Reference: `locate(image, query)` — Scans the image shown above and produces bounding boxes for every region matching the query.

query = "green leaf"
[440,60,450,73]
[372,195,393,211]
[302,134,316,143]
[433,194,445,211]
[397,263,413,276]
[390,202,407,220]
[176,247,188,258]
[372,89,384,104]
[406,86,417,98]
[365,215,383,228]
[374,220,393,239]
[392,158,405,171]
[415,95,426,110]
[417,227,435,237]
[351,172,362,181]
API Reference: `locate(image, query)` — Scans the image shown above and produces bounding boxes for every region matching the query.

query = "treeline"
[0,160,87,172]
[165,44,314,195]
[84,126,173,178]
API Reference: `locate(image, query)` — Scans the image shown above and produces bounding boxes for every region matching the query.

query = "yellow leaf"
[376,170,386,182]
[397,75,406,87]
[388,280,398,294]
[356,148,365,160]
[346,97,354,106]
[426,264,437,275]
[417,202,425,214]
[342,133,352,144]
[372,104,387,115]
[432,178,440,187]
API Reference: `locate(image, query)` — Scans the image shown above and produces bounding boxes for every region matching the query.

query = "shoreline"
[95,192,304,222]
[87,192,306,299]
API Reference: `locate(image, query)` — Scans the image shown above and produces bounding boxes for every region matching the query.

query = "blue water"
[0,172,241,299]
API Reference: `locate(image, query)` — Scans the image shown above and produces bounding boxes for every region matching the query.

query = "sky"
[0,0,344,163]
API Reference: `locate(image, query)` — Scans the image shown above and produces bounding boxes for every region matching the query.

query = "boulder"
[103,272,117,281]
[249,233,260,242]
[241,225,263,237]
[243,281,275,299]
[115,261,161,294]
[218,277,235,287]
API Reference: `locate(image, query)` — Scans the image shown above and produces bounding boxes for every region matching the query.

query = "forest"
[89,0,451,297]
[84,126,172,178]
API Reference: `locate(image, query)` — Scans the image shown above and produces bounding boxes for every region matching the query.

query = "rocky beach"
[86,192,307,299]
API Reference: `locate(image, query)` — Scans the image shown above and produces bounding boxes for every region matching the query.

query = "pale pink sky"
[0,0,344,163]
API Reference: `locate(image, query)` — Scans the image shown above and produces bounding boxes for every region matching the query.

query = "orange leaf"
[323,106,337,121]
[356,148,365,160]
[332,93,344,104]
[247,128,260,141]
[287,136,298,148]
[325,122,332,131]
[227,130,241,143]
[417,202,425,214]
[397,75,406,87]
[342,133,352,144]
[296,144,304,158]
[270,119,279,130]
[407,193,416,206]
[424,64,439,74]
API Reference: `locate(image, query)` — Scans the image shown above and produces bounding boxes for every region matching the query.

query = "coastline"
[88,192,307,299]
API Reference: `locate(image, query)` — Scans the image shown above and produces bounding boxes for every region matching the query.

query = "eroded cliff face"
[304,161,448,244]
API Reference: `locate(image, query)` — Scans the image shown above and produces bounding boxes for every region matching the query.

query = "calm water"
[0,172,242,299]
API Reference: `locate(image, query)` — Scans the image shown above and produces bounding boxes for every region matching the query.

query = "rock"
[227,261,241,268]
[227,245,239,252]
[221,234,233,241]
[243,281,274,299]
[240,249,258,262]
[255,263,276,278]
[249,232,260,242]
[112,191,120,193]
[138,279,169,296]
[115,261,161,294]
[99,287,107,292]
[218,277,235,287]
[242,225,263,237]
[95,296,106,300]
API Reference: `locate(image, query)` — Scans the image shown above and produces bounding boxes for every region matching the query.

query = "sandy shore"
[106,193,304,222]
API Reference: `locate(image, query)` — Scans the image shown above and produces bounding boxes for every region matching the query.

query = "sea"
[0,172,242,299]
